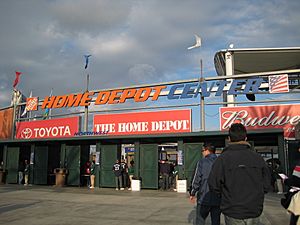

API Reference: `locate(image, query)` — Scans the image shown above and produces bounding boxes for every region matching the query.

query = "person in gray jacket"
[189,143,221,225]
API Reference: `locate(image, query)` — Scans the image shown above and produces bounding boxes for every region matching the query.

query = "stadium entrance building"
[1,47,300,189]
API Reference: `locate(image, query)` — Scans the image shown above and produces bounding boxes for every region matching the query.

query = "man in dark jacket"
[190,143,221,225]
[208,123,271,225]
[159,159,171,190]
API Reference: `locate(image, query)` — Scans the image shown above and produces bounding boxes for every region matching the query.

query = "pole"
[11,90,17,139]
[225,51,235,107]
[200,59,205,131]
[84,74,89,132]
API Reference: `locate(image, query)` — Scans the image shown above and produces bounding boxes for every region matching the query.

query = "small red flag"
[13,71,22,88]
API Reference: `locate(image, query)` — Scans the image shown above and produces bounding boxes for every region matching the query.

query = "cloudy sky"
[1,0,300,130]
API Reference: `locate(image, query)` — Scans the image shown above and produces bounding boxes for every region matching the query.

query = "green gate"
[184,143,202,187]
[140,144,158,189]
[6,147,20,184]
[100,144,120,187]
[65,145,80,186]
[34,146,48,184]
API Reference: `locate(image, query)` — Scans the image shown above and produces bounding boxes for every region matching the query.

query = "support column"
[29,144,35,184]
[177,139,184,180]
[225,51,235,107]
[95,142,101,187]
[134,141,140,179]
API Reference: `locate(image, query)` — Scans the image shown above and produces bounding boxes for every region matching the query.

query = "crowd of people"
[189,123,300,225]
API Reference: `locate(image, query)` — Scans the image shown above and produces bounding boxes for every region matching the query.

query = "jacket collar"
[228,141,251,147]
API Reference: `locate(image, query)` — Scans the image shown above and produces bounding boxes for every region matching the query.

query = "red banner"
[93,110,191,136]
[16,117,79,139]
[219,104,300,138]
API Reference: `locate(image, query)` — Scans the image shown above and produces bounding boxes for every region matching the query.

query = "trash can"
[131,179,141,191]
[54,168,67,187]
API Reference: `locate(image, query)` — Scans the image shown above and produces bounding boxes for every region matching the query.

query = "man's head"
[202,143,216,156]
[229,123,247,142]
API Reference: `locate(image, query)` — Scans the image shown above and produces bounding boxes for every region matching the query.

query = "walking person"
[208,123,271,225]
[113,160,123,190]
[189,143,221,225]
[24,160,30,186]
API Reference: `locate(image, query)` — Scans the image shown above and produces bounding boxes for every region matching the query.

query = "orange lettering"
[119,89,136,103]
[63,94,83,107]
[80,92,94,106]
[151,86,167,100]
[41,96,55,109]
[95,91,110,105]
[108,90,123,104]
[135,87,151,102]
[52,95,67,108]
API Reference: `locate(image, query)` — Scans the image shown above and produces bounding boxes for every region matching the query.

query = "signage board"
[94,109,191,136]
[40,77,265,109]
[16,117,80,140]
[220,104,300,138]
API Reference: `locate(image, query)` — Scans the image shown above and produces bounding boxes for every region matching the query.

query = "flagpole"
[200,59,205,131]
[11,90,18,139]
[84,74,89,132]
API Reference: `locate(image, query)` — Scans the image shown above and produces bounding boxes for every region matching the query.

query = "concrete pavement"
[0,185,290,225]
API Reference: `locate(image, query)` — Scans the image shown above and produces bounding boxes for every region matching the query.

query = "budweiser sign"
[220,104,300,138]
[16,117,79,139]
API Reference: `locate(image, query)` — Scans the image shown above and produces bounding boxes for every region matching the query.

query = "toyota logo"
[21,128,33,139]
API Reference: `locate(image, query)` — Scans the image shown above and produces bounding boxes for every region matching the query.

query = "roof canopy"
[214,47,300,76]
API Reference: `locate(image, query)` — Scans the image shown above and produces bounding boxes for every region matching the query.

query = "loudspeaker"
[295,122,300,140]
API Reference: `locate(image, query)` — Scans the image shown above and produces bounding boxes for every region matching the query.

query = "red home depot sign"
[16,117,79,139]
[93,110,191,136]
[220,104,300,138]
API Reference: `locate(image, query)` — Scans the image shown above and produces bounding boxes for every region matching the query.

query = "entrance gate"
[65,145,80,186]
[5,147,19,183]
[184,143,202,187]
[140,144,158,189]
[100,144,121,187]
[34,146,48,184]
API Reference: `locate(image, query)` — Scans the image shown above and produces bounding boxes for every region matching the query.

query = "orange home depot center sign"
[93,110,191,136]
[219,104,300,138]
[16,117,79,139]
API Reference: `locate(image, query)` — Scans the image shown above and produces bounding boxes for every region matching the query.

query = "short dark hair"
[229,123,247,142]
[203,143,216,153]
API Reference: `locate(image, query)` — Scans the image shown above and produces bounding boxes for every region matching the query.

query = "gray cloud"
[0,0,299,111]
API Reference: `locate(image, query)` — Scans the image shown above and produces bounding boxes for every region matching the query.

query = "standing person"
[208,123,271,225]
[113,160,123,190]
[83,161,91,187]
[90,160,96,189]
[24,160,30,186]
[121,159,129,190]
[189,143,221,225]
[128,160,135,190]
[18,161,24,185]
[159,159,171,190]
[283,146,300,225]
